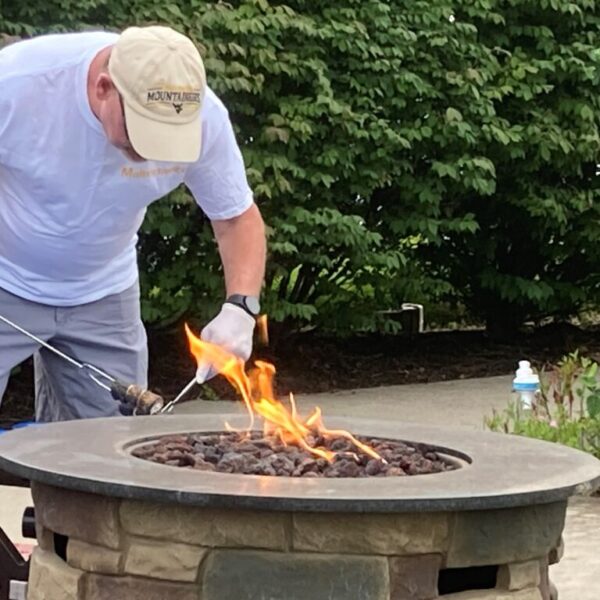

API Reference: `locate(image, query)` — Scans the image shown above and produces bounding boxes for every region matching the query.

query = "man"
[0,26,266,421]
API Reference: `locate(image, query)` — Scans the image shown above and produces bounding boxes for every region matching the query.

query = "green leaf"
[587,394,600,419]
[445,107,463,123]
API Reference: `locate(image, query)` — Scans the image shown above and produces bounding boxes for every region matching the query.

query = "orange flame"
[184,324,382,463]
[256,314,269,346]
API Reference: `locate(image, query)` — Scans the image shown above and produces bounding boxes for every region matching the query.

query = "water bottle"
[512,360,540,413]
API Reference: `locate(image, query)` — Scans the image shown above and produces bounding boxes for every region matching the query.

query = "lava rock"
[132,431,456,479]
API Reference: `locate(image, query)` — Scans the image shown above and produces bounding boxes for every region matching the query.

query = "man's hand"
[196,303,256,382]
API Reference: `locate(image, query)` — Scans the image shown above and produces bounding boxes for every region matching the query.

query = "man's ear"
[95,72,116,101]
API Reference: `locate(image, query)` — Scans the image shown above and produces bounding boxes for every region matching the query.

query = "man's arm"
[193,203,266,379]
[211,203,266,297]
[183,90,266,371]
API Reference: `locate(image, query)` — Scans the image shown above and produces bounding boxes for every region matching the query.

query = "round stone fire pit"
[0,414,598,600]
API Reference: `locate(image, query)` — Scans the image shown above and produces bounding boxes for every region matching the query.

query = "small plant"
[485,352,600,459]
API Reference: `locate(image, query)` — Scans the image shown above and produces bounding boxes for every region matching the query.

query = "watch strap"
[225,294,260,317]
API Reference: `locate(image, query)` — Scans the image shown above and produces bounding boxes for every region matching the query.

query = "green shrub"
[2,1,599,335]
[422,1,600,338]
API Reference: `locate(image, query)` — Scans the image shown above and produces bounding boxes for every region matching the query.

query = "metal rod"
[82,363,116,383]
[160,377,197,414]
[0,314,116,387]
[0,314,82,369]
[88,373,113,392]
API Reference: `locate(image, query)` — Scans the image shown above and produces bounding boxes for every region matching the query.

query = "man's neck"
[87,46,113,120]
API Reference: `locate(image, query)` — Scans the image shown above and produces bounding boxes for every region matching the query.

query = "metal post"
[0,529,29,600]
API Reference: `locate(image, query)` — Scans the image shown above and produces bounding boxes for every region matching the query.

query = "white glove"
[196,303,256,382]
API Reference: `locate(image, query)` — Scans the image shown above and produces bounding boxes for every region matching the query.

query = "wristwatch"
[225,294,261,317]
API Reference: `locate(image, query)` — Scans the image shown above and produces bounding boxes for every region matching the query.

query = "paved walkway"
[1,375,598,598]
[176,374,515,427]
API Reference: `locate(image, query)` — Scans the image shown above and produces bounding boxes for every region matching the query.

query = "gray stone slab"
[201,550,390,600]
[446,502,566,567]
[0,415,597,512]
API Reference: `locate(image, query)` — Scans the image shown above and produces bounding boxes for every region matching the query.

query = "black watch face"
[245,296,260,315]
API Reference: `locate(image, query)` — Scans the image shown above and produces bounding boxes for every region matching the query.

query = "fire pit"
[0,414,598,600]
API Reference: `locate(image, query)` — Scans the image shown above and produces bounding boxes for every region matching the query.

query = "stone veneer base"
[27,483,565,600]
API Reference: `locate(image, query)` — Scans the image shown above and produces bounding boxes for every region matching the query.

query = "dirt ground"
[1,322,598,422]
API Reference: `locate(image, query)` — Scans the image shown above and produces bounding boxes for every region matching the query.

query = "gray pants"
[0,283,147,422]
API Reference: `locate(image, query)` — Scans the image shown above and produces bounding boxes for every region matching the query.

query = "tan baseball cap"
[108,26,206,163]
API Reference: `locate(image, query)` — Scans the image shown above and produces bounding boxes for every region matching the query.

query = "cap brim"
[123,103,202,163]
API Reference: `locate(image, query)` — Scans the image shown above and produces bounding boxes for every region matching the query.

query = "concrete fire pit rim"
[0,414,598,513]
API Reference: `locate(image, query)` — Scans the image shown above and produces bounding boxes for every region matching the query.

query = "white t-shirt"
[0,32,253,305]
